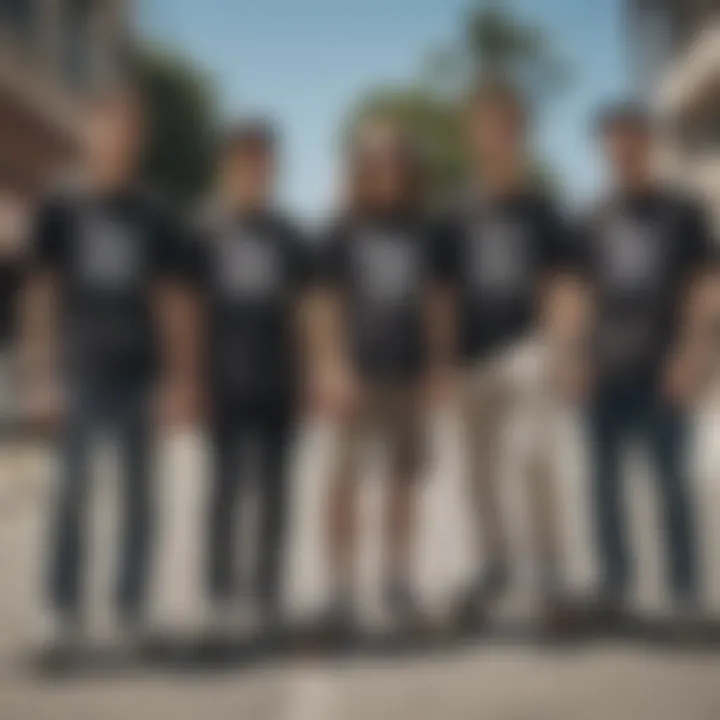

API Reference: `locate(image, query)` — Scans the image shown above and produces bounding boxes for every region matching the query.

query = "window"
[0,0,36,46]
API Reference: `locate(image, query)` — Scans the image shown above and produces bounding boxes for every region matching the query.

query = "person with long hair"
[312,118,434,634]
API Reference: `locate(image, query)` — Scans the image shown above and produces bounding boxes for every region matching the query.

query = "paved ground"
[2,404,720,720]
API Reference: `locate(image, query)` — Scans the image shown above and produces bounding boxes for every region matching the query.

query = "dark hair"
[594,101,655,136]
[464,75,529,130]
[221,118,277,157]
[345,116,426,216]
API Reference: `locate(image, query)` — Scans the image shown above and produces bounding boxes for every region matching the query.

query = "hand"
[155,380,201,428]
[661,353,697,407]
[310,363,360,420]
[423,365,457,409]
[559,362,594,404]
[25,379,63,430]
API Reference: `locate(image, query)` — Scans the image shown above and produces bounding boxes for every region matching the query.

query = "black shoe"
[452,562,509,633]
[384,581,427,634]
[319,593,356,642]
[34,611,84,674]
[589,589,628,636]
[541,593,589,642]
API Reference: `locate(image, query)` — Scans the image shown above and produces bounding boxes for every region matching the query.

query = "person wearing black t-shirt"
[26,88,194,645]
[432,80,578,629]
[313,119,433,631]
[579,105,718,617]
[188,122,313,630]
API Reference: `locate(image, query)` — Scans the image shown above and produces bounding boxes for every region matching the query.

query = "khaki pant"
[461,338,560,577]
[335,382,426,482]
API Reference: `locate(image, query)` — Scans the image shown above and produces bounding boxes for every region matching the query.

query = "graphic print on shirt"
[214,230,282,302]
[77,214,145,291]
[351,231,421,310]
[600,217,666,295]
[596,214,671,370]
[469,215,530,298]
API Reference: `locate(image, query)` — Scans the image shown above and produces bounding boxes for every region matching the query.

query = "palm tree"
[425,0,569,105]
[347,1,571,197]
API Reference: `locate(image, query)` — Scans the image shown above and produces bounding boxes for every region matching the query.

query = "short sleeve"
[315,221,349,286]
[561,210,597,277]
[536,201,579,272]
[31,194,70,270]
[151,201,198,283]
[277,219,315,290]
[679,199,716,273]
[428,211,461,283]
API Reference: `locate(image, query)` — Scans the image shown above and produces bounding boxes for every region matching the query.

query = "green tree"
[425,0,569,103]
[347,0,570,197]
[346,85,464,198]
[132,45,219,202]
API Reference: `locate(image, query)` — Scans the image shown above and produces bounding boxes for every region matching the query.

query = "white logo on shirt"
[354,232,420,308]
[78,215,143,290]
[470,216,529,296]
[602,218,663,291]
[216,232,281,300]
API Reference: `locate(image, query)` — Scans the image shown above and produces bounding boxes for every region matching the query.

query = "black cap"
[594,100,655,136]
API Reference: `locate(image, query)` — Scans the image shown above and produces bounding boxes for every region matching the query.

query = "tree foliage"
[346,0,570,198]
[131,45,219,202]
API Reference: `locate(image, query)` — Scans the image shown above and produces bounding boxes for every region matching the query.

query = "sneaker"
[319,592,356,640]
[33,609,84,670]
[384,581,426,632]
[206,597,243,638]
[669,597,704,645]
[116,612,155,653]
[452,561,509,632]
[588,588,629,636]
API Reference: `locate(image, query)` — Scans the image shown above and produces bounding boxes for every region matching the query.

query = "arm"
[540,273,594,400]
[425,280,457,406]
[425,211,460,405]
[20,197,66,426]
[155,279,202,424]
[663,201,719,404]
[538,206,595,401]
[305,284,357,417]
[304,224,358,419]
[20,269,61,417]
[153,207,203,427]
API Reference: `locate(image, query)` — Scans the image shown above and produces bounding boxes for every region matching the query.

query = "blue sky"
[137,0,631,217]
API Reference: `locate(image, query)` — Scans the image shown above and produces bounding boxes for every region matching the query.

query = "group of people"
[23,76,719,653]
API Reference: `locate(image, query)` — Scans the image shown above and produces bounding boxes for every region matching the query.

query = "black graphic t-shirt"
[32,185,189,385]
[432,191,573,362]
[318,212,434,381]
[577,188,716,387]
[190,208,313,403]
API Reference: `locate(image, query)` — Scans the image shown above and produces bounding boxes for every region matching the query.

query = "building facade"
[0,0,127,212]
[630,0,720,225]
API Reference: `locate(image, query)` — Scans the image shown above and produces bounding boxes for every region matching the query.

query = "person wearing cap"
[577,102,718,621]
[186,120,314,633]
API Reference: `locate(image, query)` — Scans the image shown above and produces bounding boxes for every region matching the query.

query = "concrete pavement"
[2,406,720,719]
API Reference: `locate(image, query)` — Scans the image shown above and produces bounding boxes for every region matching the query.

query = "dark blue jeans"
[588,383,698,602]
[207,398,294,612]
[48,380,154,623]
